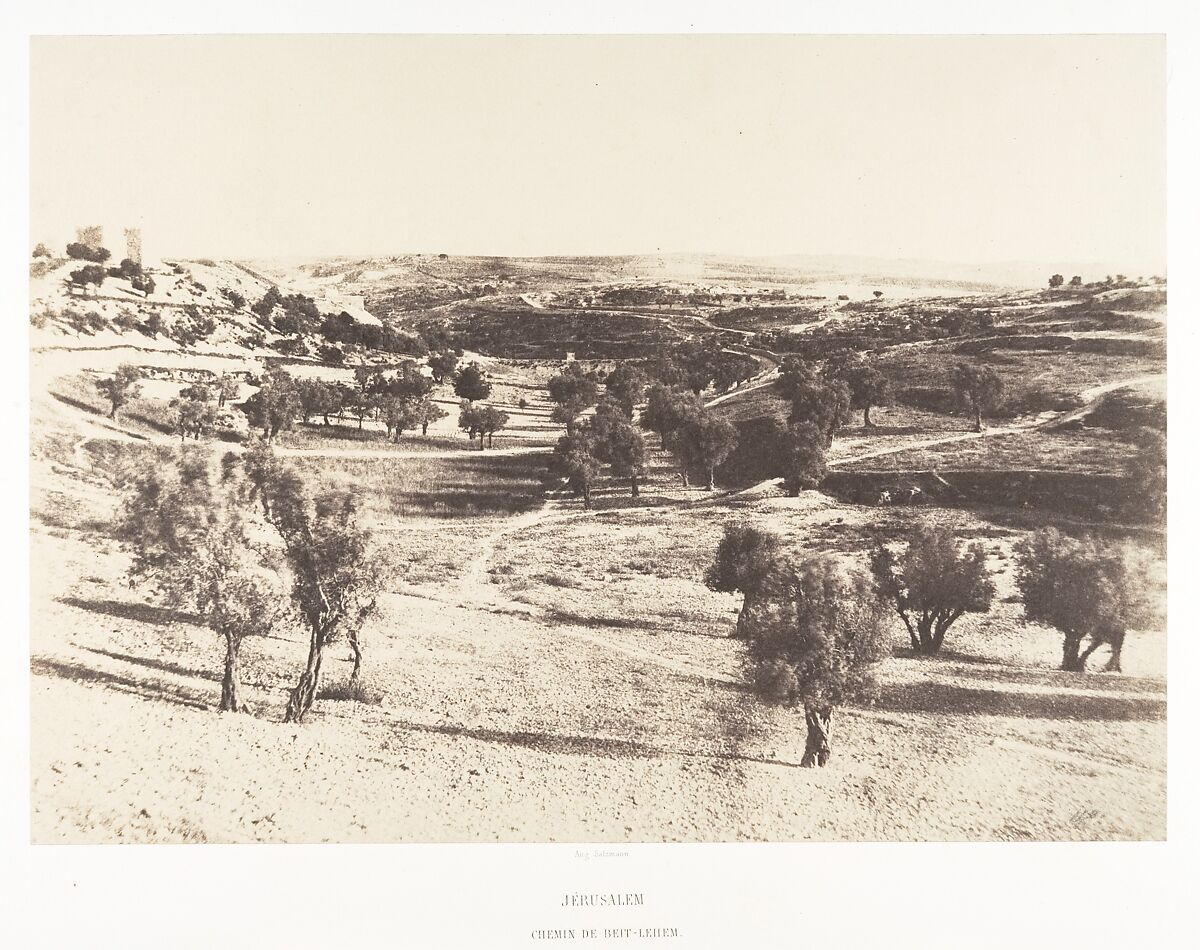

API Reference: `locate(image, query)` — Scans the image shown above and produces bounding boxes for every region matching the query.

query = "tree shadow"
[81,646,220,685]
[393,719,806,769]
[936,653,1166,695]
[30,655,212,711]
[872,680,1166,722]
[58,596,199,627]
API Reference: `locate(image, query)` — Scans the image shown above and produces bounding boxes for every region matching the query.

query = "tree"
[830,361,892,427]
[776,356,818,400]
[778,421,828,496]
[379,363,434,402]
[478,405,510,448]
[168,398,217,441]
[678,411,739,490]
[296,379,337,425]
[380,395,420,441]
[950,361,1004,432]
[873,290,884,299]
[453,362,492,402]
[870,524,995,655]
[95,364,142,419]
[739,555,890,766]
[240,367,300,441]
[1126,428,1166,522]
[548,363,600,433]
[32,242,51,258]
[1048,274,1065,288]
[640,383,701,452]
[705,523,782,637]
[604,363,648,416]
[414,397,448,435]
[789,376,852,446]
[130,272,156,297]
[117,450,285,713]
[1069,276,1083,287]
[215,374,240,408]
[243,444,381,720]
[458,401,485,444]
[428,350,460,384]
[552,431,603,509]
[1014,529,1156,672]
[600,417,647,496]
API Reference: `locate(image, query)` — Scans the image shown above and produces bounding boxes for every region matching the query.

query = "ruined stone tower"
[124,228,143,265]
[75,225,104,250]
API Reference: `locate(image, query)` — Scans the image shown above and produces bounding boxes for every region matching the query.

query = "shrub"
[66,242,111,263]
[705,523,782,638]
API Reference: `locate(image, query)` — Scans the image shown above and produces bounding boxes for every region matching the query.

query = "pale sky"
[30,34,1166,271]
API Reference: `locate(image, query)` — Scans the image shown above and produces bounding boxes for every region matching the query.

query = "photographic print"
[28,34,1167,845]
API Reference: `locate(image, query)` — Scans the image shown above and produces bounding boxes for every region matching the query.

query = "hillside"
[28,248,1168,844]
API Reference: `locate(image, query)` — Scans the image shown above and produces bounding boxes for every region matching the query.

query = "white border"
[3,4,1197,948]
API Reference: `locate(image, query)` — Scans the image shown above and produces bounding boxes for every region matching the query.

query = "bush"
[140,312,166,337]
[66,243,111,263]
[170,309,217,347]
[317,680,383,705]
[318,343,346,365]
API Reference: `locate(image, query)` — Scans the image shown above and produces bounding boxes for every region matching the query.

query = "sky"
[30,34,1166,273]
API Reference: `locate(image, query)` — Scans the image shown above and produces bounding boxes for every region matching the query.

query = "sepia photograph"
[24,31,1172,850]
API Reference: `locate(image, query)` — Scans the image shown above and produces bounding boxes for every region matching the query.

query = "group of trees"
[457,402,510,448]
[243,364,450,444]
[118,443,380,722]
[705,517,1155,765]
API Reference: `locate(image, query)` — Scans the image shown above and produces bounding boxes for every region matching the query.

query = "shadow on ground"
[59,595,199,627]
[31,655,212,711]
[873,679,1166,721]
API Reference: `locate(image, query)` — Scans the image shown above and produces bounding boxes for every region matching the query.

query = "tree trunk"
[582,484,591,510]
[348,632,363,684]
[863,404,873,427]
[912,616,941,654]
[219,632,250,713]
[488,433,494,447]
[421,422,429,435]
[973,405,983,432]
[630,475,639,497]
[800,707,833,767]
[680,469,690,488]
[1104,629,1126,673]
[284,630,324,723]
[1061,633,1084,671]
[706,466,715,491]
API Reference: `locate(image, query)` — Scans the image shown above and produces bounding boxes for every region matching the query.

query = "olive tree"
[739,556,890,766]
[548,363,600,434]
[117,450,285,713]
[241,367,301,441]
[677,411,739,490]
[1014,528,1157,672]
[789,375,852,446]
[705,523,782,638]
[453,362,492,402]
[778,421,828,496]
[870,524,995,655]
[553,430,602,509]
[243,443,382,721]
[950,362,1004,432]
[95,364,143,419]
